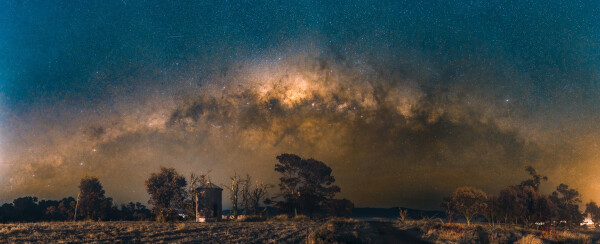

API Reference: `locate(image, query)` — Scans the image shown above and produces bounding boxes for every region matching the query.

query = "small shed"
[195,182,223,222]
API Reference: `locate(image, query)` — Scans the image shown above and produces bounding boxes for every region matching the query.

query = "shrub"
[516,234,543,244]
[308,219,377,244]
[235,215,266,222]
[292,215,310,222]
[269,214,289,221]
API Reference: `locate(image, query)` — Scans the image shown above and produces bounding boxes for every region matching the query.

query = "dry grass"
[396,220,600,244]
[292,215,310,222]
[235,215,267,222]
[266,214,311,222]
[266,214,313,222]
[268,214,290,221]
[0,221,318,243]
[5,219,597,243]
[516,234,543,244]
[548,230,592,244]
[0,224,30,235]
[308,218,378,244]
[175,222,187,231]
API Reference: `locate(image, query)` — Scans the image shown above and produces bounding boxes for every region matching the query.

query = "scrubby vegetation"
[1,216,600,243]
[443,166,591,230]
[395,220,598,244]
[308,218,379,244]
[0,197,153,223]
[1,160,598,243]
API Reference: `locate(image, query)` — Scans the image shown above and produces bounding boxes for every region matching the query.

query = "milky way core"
[1,1,599,209]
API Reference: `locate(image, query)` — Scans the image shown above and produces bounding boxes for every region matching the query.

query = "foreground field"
[3,219,600,243]
[0,221,318,243]
[396,220,600,244]
[0,219,420,244]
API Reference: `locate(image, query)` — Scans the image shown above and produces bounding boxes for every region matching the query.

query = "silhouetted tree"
[12,197,42,222]
[482,194,500,226]
[0,203,15,223]
[132,202,153,220]
[0,196,77,222]
[518,185,556,226]
[251,181,270,215]
[533,191,556,225]
[274,153,341,217]
[77,176,113,221]
[327,198,354,217]
[441,196,457,223]
[38,199,61,221]
[145,166,187,222]
[241,174,251,215]
[520,166,548,191]
[44,205,60,221]
[57,197,77,221]
[118,202,153,221]
[447,186,487,225]
[497,186,519,224]
[274,154,301,215]
[551,184,583,227]
[585,201,600,228]
[492,167,556,226]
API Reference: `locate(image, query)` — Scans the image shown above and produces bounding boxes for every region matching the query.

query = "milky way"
[1,1,599,209]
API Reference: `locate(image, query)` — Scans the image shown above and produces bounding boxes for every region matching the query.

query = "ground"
[2,219,599,243]
[0,221,317,243]
[395,220,600,244]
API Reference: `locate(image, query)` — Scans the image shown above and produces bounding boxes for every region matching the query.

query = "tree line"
[0,153,353,222]
[0,175,152,223]
[146,153,354,221]
[443,166,600,228]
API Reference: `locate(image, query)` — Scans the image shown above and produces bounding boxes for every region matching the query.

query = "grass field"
[0,221,317,243]
[2,219,600,243]
[395,220,600,244]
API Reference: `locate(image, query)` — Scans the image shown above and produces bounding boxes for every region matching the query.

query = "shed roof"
[196,182,222,190]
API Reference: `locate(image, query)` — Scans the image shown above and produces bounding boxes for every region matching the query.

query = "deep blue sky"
[2,1,598,108]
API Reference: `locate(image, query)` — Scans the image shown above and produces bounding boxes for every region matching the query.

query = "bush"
[308,218,377,244]
[269,214,289,221]
[516,234,543,244]
[154,209,178,222]
[235,215,266,222]
[549,230,592,243]
[292,215,310,222]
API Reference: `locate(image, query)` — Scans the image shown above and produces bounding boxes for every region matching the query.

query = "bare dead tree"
[241,174,251,215]
[251,182,270,215]
[228,171,241,218]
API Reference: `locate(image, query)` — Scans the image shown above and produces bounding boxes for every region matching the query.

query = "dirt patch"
[370,221,430,244]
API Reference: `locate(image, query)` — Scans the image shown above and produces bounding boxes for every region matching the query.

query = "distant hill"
[350,207,445,220]
[223,207,445,220]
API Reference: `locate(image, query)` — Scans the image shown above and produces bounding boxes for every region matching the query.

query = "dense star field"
[0,1,599,209]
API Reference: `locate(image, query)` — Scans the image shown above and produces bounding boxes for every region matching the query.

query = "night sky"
[1,1,599,209]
